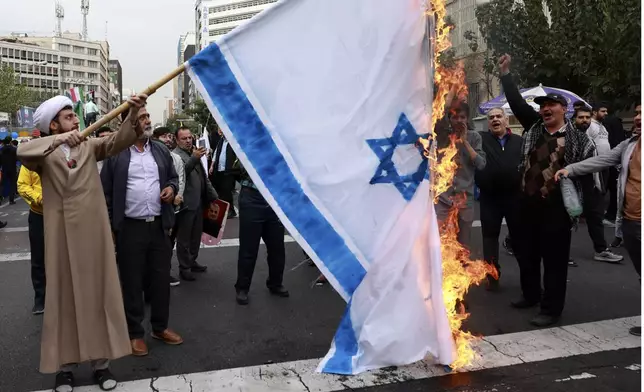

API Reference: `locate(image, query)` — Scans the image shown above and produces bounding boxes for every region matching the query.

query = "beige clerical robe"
[18,119,138,373]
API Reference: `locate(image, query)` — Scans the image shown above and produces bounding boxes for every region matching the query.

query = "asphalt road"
[0,198,640,392]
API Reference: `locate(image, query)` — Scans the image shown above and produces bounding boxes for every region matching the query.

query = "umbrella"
[479,84,589,117]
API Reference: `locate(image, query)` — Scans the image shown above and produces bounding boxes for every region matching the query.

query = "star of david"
[366,113,430,201]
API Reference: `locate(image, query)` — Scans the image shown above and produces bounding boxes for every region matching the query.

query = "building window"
[73,58,84,66]
[88,73,98,80]
[88,48,98,56]
[47,54,52,62]
[73,71,85,78]
[60,56,70,64]
[209,27,235,36]
[59,44,70,52]
[209,0,277,14]
[73,46,85,54]
[63,70,71,77]
[209,11,260,25]
[88,60,98,68]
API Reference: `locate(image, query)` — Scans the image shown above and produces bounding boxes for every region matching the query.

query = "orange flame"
[421,0,498,370]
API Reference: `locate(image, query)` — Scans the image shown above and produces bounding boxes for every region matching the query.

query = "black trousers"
[176,207,204,270]
[2,173,15,202]
[582,185,608,253]
[116,218,171,339]
[28,211,45,307]
[212,172,236,215]
[514,194,572,316]
[479,192,520,279]
[605,168,619,221]
[622,218,641,276]
[235,187,285,292]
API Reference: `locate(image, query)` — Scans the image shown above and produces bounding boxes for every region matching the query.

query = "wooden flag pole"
[80,63,187,138]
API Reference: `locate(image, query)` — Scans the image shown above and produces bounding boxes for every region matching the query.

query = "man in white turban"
[19,94,147,392]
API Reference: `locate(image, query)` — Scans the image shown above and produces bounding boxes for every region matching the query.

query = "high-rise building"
[108,59,123,104]
[20,32,112,114]
[0,37,61,98]
[175,33,196,112]
[194,0,278,51]
[446,0,499,118]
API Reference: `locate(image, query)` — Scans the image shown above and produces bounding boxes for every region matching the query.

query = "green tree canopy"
[166,112,200,135]
[185,99,219,134]
[473,0,640,109]
[0,64,33,115]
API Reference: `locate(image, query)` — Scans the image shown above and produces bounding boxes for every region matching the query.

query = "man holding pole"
[18,93,147,392]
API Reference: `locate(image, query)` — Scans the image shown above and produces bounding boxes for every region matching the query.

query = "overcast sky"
[2,0,195,124]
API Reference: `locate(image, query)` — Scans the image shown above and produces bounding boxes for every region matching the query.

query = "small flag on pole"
[68,87,86,130]
[187,0,454,375]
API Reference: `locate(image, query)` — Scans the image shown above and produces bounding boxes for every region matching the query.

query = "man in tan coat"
[18,94,147,392]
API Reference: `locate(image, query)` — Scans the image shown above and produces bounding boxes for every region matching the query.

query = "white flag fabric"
[187,0,455,375]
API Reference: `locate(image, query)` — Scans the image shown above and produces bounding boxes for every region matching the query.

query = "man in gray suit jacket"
[173,127,218,281]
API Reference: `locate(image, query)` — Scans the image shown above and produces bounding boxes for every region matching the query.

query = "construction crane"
[81,0,90,40]
[55,2,64,37]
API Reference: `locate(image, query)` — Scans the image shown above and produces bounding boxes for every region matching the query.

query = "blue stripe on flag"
[188,43,367,298]
[321,302,359,374]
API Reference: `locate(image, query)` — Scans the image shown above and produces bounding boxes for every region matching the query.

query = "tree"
[185,99,219,134]
[0,64,32,115]
[473,0,641,109]
[165,113,200,135]
[24,90,59,109]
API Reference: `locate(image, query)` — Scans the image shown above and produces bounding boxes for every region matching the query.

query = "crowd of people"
[434,54,640,331]
[0,53,640,392]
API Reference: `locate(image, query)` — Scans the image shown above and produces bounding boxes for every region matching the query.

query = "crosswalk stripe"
[30,316,640,392]
[0,236,298,263]
[0,220,506,234]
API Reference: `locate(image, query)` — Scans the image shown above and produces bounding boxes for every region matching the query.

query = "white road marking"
[555,372,597,382]
[0,220,500,236]
[0,226,28,232]
[625,364,641,371]
[0,236,297,262]
[0,252,31,262]
[30,316,640,392]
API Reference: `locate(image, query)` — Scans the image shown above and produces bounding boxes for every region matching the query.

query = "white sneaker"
[594,250,624,263]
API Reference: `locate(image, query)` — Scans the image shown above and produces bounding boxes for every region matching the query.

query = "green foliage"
[474,0,641,109]
[25,90,59,109]
[0,64,33,115]
[165,112,200,135]
[185,99,219,134]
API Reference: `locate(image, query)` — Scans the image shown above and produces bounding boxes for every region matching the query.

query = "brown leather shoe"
[130,339,148,356]
[151,329,183,345]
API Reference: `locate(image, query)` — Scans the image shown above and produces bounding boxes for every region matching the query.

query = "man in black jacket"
[101,107,183,356]
[475,107,523,291]
[209,130,238,218]
[499,54,595,327]
[0,136,17,204]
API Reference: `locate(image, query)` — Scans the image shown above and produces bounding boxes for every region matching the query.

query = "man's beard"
[576,123,590,132]
[139,127,153,140]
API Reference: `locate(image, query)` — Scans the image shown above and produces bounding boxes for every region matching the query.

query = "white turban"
[34,96,74,135]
